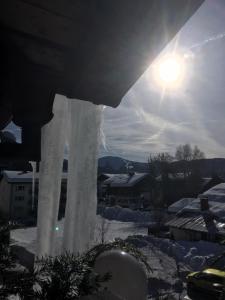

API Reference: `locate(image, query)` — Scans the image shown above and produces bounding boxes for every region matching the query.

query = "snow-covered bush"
[125,233,225,271]
[189,255,206,270]
[183,247,197,264]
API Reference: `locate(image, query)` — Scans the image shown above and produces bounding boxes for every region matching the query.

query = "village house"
[167,176,224,215]
[102,172,151,209]
[97,173,113,200]
[166,211,225,242]
[0,171,67,223]
[166,184,225,242]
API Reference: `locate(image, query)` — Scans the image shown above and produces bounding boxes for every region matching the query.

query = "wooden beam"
[0,0,80,47]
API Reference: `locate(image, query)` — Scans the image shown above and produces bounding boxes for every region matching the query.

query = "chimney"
[200,196,209,211]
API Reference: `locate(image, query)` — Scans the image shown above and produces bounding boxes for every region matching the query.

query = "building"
[166,184,225,242]
[0,171,67,223]
[103,172,151,209]
[167,176,224,213]
[166,211,225,242]
[97,173,113,200]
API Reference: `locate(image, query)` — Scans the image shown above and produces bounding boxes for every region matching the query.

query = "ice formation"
[63,99,102,253]
[36,95,68,257]
[30,161,36,211]
[36,95,102,256]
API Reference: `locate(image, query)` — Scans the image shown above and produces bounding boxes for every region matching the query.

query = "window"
[16,185,25,191]
[15,196,24,201]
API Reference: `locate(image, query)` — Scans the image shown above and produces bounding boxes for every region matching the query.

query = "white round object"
[94,249,148,300]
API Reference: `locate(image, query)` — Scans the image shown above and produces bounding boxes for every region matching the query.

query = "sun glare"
[153,54,185,89]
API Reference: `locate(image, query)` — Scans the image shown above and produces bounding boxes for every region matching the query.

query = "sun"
[153,54,185,89]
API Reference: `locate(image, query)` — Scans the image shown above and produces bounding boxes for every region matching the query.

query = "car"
[187,268,225,299]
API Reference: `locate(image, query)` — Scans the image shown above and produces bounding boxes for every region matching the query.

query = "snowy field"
[10,208,225,299]
[11,216,148,255]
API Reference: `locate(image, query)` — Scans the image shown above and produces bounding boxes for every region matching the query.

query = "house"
[103,172,151,209]
[166,211,225,242]
[163,175,224,208]
[166,184,225,242]
[167,178,225,215]
[97,173,113,200]
[0,171,67,223]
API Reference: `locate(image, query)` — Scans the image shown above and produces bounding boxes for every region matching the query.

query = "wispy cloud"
[100,0,225,162]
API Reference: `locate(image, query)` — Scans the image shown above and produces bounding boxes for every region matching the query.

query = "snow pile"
[189,255,206,270]
[126,234,225,271]
[101,206,151,223]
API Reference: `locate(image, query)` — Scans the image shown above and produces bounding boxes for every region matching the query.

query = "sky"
[100,0,225,162]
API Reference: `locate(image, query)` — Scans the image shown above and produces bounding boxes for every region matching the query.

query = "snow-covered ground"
[10,216,148,255]
[10,208,225,299]
[128,235,225,298]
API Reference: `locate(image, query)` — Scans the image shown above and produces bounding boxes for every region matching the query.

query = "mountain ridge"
[98,156,225,177]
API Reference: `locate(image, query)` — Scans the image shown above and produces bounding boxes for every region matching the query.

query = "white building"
[0,171,67,223]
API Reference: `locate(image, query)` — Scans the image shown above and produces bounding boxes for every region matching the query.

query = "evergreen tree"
[0,218,17,299]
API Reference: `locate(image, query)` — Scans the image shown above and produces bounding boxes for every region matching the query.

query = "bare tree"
[175,144,205,161]
[192,145,205,160]
[175,144,192,161]
[98,216,110,244]
[148,152,174,179]
[148,152,174,210]
[175,144,205,177]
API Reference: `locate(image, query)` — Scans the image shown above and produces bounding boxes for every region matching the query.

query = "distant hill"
[98,156,148,173]
[63,156,148,173]
[63,156,225,177]
[98,156,225,177]
[172,158,225,177]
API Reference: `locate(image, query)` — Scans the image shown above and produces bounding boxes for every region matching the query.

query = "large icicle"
[30,161,36,212]
[36,95,68,257]
[63,99,102,254]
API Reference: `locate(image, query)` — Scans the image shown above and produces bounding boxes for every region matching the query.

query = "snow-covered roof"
[103,173,149,187]
[3,171,68,183]
[3,171,33,183]
[168,184,225,221]
[168,198,196,213]
[97,173,114,181]
[203,183,225,203]
[178,199,225,221]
